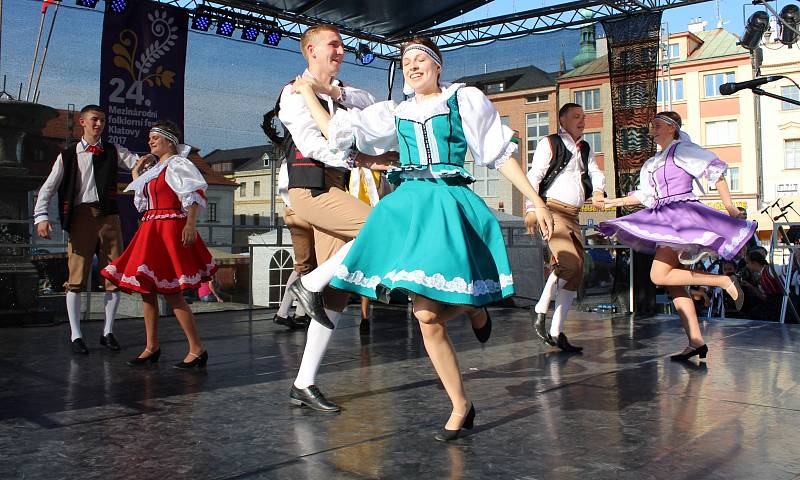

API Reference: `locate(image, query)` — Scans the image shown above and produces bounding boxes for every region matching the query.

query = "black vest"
[538,134,593,201]
[57,141,119,232]
[274,81,349,196]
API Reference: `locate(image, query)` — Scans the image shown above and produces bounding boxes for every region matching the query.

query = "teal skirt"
[330,178,514,306]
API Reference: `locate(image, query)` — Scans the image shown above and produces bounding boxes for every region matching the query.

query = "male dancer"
[34,104,141,354]
[525,103,605,352]
[278,24,391,412]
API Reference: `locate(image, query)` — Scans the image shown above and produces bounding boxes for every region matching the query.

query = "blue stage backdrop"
[99,1,188,242]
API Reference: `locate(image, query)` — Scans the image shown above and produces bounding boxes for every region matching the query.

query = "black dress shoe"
[359,319,371,335]
[173,351,208,369]
[434,404,476,442]
[288,281,332,329]
[555,332,583,352]
[100,333,121,351]
[273,313,301,329]
[533,313,556,345]
[293,314,311,328]
[670,344,708,361]
[71,338,89,355]
[127,348,161,366]
[472,308,491,343]
[289,384,340,413]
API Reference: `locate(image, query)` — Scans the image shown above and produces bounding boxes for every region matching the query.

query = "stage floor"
[2,306,800,479]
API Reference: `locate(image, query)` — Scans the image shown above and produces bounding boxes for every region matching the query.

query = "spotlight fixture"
[739,11,770,50]
[75,0,99,7]
[241,25,260,41]
[192,12,212,31]
[108,0,127,13]
[264,29,282,46]
[779,4,799,46]
[216,19,235,37]
[356,43,375,65]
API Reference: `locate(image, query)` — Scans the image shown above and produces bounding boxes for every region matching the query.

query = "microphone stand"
[751,87,800,107]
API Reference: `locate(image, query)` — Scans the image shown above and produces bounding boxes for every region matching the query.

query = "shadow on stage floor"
[2,306,800,479]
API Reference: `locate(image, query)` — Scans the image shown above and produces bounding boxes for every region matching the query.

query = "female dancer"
[101,121,216,369]
[293,37,553,441]
[598,112,755,361]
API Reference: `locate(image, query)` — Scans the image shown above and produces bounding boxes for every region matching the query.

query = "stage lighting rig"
[780,5,799,46]
[357,43,375,65]
[217,19,235,37]
[241,25,260,41]
[108,0,127,14]
[740,11,769,50]
[192,12,212,31]
[75,0,99,7]
[264,29,282,46]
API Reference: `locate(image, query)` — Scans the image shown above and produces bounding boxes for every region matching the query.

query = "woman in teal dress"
[293,37,553,441]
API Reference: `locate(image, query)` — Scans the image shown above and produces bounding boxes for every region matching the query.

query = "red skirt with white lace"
[101,209,217,295]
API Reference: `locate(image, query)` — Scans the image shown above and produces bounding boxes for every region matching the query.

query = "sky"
[3,0,748,154]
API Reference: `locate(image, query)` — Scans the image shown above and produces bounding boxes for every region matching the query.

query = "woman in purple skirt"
[598,111,756,361]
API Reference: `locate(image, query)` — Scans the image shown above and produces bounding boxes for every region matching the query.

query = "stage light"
[740,11,769,50]
[192,13,212,31]
[216,19,235,37]
[75,0,99,7]
[356,43,375,65]
[241,25,259,41]
[779,4,799,46]
[264,29,282,46]
[109,0,127,13]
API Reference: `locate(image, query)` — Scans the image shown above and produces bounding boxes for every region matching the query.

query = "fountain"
[0,99,58,326]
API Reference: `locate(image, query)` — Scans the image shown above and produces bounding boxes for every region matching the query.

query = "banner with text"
[100,1,188,241]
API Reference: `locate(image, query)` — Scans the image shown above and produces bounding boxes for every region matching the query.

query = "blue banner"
[99,1,188,241]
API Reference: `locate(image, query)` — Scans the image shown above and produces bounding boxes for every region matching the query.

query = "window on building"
[526,112,550,167]
[206,202,217,222]
[781,86,800,110]
[239,214,246,225]
[261,152,271,167]
[703,71,735,97]
[666,43,680,59]
[466,161,500,198]
[485,82,504,94]
[525,94,548,103]
[787,139,800,169]
[619,82,647,106]
[574,89,600,111]
[253,181,261,197]
[239,181,246,197]
[656,78,685,102]
[583,132,602,154]
[253,213,260,226]
[643,46,659,64]
[705,120,737,145]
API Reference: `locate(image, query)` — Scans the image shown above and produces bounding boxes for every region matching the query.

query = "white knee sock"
[277,271,300,317]
[293,309,341,389]
[103,291,120,335]
[66,291,82,341]
[549,289,577,337]
[300,241,354,293]
[535,273,565,314]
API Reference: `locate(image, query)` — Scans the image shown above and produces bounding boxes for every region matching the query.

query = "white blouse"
[327,83,517,170]
[631,139,728,208]
[125,149,208,213]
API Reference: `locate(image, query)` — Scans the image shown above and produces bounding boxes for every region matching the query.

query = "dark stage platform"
[2,306,800,479]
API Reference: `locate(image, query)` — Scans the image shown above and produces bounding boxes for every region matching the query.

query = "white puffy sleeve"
[673,141,727,182]
[340,85,376,110]
[628,158,658,208]
[164,157,208,211]
[327,101,398,156]
[457,86,517,169]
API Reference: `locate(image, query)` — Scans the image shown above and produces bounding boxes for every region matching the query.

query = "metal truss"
[107,0,713,60]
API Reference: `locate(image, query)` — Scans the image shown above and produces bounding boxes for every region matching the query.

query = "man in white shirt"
[34,104,140,355]
[524,103,606,352]
[275,24,392,413]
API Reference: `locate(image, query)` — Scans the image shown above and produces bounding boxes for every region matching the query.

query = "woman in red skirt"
[102,121,216,369]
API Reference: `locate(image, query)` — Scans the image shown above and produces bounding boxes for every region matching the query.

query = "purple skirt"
[596,200,757,260]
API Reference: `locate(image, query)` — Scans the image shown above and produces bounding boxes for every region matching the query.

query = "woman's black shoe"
[472,309,492,344]
[127,348,161,366]
[555,333,583,352]
[173,350,208,369]
[434,404,475,442]
[670,344,708,361]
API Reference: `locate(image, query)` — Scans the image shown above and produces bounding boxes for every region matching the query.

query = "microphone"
[761,199,781,214]
[719,76,784,95]
[774,212,789,222]
[781,201,794,212]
